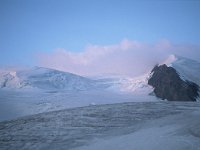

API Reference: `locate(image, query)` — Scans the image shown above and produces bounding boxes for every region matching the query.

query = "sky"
[0,0,200,76]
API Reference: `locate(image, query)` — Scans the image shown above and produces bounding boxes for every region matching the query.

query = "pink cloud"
[37,39,200,77]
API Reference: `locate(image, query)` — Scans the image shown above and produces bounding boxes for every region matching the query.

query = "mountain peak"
[148,64,199,101]
[159,54,177,67]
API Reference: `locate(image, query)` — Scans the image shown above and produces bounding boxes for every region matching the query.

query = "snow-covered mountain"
[0,71,21,88]
[0,66,152,93]
[93,55,200,95]
[158,54,200,86]
[0,67,100,90]
[171,55,200,86]
[148,54,200,101]
[0,55,199,93]
[0,55,199,121]
[93,73,152,93]
[0,55,199,94]
[0,66,154,122]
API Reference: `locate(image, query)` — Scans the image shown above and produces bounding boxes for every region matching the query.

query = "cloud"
[37,39,200,77]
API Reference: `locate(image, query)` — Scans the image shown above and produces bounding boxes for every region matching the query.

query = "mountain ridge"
[148,64,199,101]
[0,55,199,101]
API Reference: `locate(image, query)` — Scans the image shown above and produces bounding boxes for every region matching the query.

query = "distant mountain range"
[0,54,199,101]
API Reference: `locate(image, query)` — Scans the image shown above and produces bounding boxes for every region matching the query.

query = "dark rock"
[148,64,199,101]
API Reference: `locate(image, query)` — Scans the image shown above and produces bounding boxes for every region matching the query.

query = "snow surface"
[0,101,200,150]
[0,89,157,122]
[0,66,154,121]
[171,55,200,86]
[0,67,99,90]
[157,54,200,87]
[0,71,21,88]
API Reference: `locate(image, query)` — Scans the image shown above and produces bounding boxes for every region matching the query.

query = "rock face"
[148,64,199,101]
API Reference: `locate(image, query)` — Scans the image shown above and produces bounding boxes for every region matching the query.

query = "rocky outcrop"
[148,64,199,101]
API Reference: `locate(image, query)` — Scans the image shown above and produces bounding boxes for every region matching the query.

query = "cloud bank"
[37,39,200,77]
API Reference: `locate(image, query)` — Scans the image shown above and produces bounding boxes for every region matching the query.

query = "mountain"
[92,73,151,93]
[0,55,199,97]
[0,67,155,122]
[0,71,21,88]
[97,55,200,100]
[171,55,200,86]
[148,55,200,101]
[148,64,199,101]
[0,66,152,94]
[0,67,99,90]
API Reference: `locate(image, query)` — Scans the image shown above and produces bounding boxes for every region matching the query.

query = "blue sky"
[0,0,200,66]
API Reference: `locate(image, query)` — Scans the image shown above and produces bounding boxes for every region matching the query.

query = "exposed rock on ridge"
[148,64,199,101]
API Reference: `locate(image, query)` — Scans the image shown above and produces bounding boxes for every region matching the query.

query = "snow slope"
[0,101,199,150]
[75,108,200,150]
[159,54,200,86]
[0,71,22,88]
[171,55,200,86]
[93,73,152,93]
[0,66,156,122]
[0,67,99,90]
[0,88,158,122]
